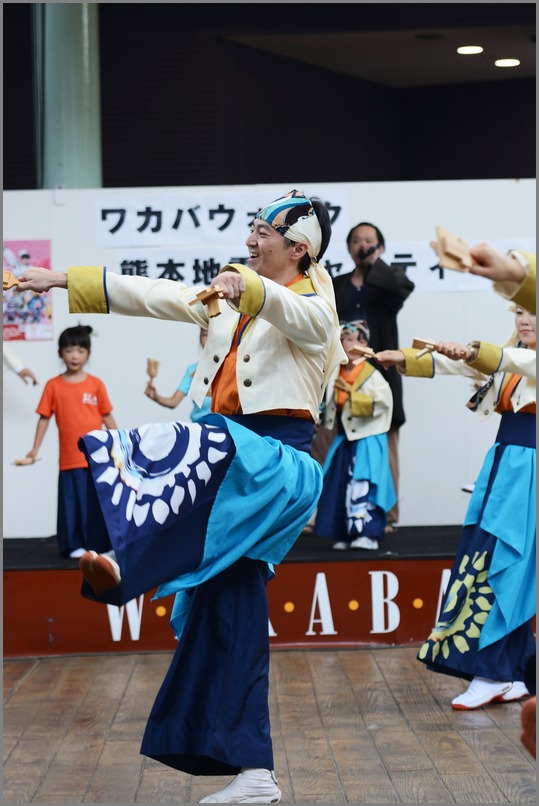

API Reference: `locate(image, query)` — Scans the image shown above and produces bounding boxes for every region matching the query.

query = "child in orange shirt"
[25,325,117,558]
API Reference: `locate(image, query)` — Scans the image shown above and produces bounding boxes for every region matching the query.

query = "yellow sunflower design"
[418,550,494,665]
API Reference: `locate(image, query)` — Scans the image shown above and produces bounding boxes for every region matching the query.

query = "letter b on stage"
[369,571,400,634]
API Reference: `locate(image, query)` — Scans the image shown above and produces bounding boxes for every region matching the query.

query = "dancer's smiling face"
[515,306,536,348]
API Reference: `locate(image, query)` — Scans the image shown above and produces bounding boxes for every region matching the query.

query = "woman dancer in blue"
[314,320,396,550]
[17,190,346,804]
[377,303,536,710]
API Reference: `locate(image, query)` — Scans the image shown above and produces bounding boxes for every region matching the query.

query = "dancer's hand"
[211,271,246,304]
[145,382,157,400]
[469,243,525,283]
[375,350,406,369]
[436,341,474,361]
[17,267,67,293]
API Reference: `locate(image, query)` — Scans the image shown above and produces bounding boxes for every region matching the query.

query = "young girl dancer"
[25,325,117,557]
[314,320,396,550]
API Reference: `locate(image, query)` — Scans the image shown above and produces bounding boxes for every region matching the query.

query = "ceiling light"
[494,58,521,68]
[457,46,484,55]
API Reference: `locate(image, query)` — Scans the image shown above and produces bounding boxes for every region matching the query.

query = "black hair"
[346,222,385,249]
[58,324,93,354]
[284,197,332,274]
[312,198,332,260]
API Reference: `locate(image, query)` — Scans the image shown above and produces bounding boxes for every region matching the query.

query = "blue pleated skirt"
[313,427,396,544]
[417,412,536,682]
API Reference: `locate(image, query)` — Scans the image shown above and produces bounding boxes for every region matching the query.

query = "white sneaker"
[332,541,350,550]
[350,536,379,550]
[451,677,512,710]
[69,548,86,558]
[199,769,281,803]
[497,681,531,702]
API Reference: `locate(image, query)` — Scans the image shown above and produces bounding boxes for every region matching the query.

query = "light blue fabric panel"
[178,361,212,422]
[322,432,396,513]
[464,443,536,648]
[155,414,322,634]
[352,433,397,513]
[178,362,197,394]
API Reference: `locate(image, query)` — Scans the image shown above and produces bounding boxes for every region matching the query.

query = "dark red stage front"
[4,529,460,657]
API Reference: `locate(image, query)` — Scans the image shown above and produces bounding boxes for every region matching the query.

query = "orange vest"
[336,360,365,411]
[497,374,536,414]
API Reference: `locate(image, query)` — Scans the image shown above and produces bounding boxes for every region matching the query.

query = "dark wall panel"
[3,5,535,190]
[98,23,402,188]
[400,78,535,181]
[3,4,37,190]
[214,41,402,187]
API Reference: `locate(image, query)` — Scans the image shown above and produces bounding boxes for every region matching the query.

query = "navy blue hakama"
[78,414,321,775]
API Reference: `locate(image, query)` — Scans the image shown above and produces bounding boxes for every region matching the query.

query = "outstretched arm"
[468,243,525,283]
[375,350,406,369]
[468,244,535,313]
[435,341,476,361]
[18,266,210,326]
[145,382,187,409]
[377,344,489,380]
[218,264,335,354]
[17,267,67,292]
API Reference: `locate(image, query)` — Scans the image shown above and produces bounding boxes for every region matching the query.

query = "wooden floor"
[3,647,535,804]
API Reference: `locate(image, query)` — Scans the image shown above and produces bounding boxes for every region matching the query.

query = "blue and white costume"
[67,190,346,777]
[402,341,536,684]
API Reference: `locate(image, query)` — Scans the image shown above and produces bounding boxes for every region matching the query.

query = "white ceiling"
[226,24,535,88]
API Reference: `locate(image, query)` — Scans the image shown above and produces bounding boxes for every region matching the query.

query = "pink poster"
[3,240,53,341]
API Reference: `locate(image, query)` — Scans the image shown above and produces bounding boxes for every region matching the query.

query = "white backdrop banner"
[96,191,534,292]
[4,178,535,536]
[95,190,349,248]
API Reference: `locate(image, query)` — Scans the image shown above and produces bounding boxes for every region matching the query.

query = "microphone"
[358,243,382,261]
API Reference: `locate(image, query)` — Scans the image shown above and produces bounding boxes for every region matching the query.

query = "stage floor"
[4,648,535,803]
